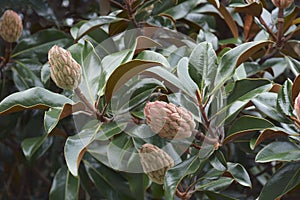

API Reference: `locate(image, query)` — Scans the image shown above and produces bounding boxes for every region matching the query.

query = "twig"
[258,48,278,65]
[196,90,210,128]
[276,8,285,48]
[193,130,219,145]
[125,0,138,28]
[74,87,97,114]
[0,42,12,69]
[259,16,277,41]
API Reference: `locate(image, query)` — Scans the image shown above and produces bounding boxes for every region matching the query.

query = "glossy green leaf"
[189,42,217,92]
[196,177,234,191]
[224,116,274,144]
[65,124,101,176]
[49,166,79,200]
[136,50,170,68]
[12,29,72,59]
[277,79,293,116]
[252,127,290,149]
[107,134,139,172]
[0,87,73,116]
[255,141,300,163]
[164,0,202,20]
[177,57,198,99]
[214,79,272,125]
[44,102,85,134]
[145,67,190,97]
[203,191,237,200]
[286,56,300,76]
[83,158,134,200]
[105,60,163,103]
[258,162,300,200]
[252,92,292,123]
[164,156,205,199]
[72,16,120,42]
[228,79,272,104]
[12,60,43,91]
[212,41,272,95]
[227,162,251,188]
[21,135,47,160]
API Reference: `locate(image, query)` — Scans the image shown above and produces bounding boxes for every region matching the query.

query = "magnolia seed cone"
[139,143,174,184]
[295,93,300,120]
[271,0,293,8]
[48,45,82,90]
[0,10,23,43]
[144,101,196,139]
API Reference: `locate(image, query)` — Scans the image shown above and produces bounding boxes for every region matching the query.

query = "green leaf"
[49,166,80,200]
[258,162,300,200]
[12,60,43,91]
[252,127,290,149]
[277,79,293,116]
[105,60,163,103]
[224,116,274,144]
[44,102,85,134]
[164,156,205,199]
[196,177,234,191]
[189,42,217,92]
[177,57,198,99]
[64,124,100,176]
[286,56,300,76]
[136,50,170,68]
[164,0,202,20]
[227,79,272,104]
[214,79,272,125]
[12,29,72,59]
[83,158,134,200]
[72,16,120,42]
[0,87,74,116]
[212,41,273,95]
[255,141,300,163]
[146,67,190,97]
[107,134,138,172]
[252,92,292,123]
[21,135,47,160]
[227,162,252,188]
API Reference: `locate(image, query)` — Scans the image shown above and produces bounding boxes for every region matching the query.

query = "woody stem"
[75,87,99,117]
[276,7,284,48]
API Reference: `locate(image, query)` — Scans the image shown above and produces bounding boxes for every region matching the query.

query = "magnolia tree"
[0,0,299,199]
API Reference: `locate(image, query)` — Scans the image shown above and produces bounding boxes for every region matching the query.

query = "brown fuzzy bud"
[0,10,23,43]
[139,143,174,184]
[144,101,196,139]
[271,0,294,8]
[294,93,300,120]
[48,45,82,90]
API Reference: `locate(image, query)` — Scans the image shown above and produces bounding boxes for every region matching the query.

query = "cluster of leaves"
[0,0,300,199]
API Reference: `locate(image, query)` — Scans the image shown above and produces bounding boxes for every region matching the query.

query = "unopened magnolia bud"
[48,45,82,90]
[0,10,23,43]
[139,143,174,184]
[144,101,196,139]
[271,0,293,8]
[294,93,300,120]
